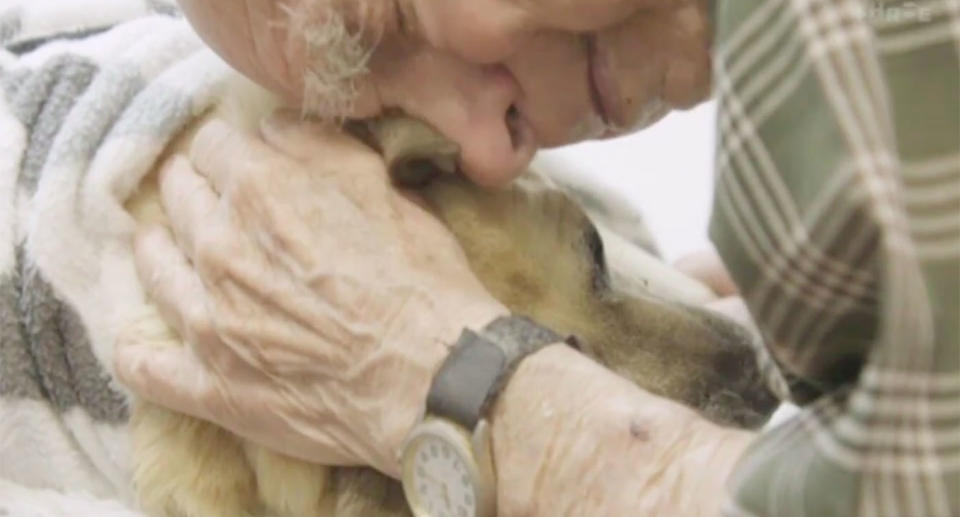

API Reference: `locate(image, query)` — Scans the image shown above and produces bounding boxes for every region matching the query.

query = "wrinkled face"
[178,0,713,185]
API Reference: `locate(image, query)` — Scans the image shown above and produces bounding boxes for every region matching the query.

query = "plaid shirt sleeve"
[708,0,959,515]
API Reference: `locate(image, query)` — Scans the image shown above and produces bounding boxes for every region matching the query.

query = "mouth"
[584,34,622,134]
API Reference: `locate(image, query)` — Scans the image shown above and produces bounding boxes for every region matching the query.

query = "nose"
[707,347,781,429]
[695,308,781,429]
[375,52,536,187]
[428,64,537,187]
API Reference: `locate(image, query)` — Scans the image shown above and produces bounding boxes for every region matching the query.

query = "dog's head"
[362,115,779,429]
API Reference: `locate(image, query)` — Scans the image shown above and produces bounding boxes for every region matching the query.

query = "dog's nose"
[692,307,782,429]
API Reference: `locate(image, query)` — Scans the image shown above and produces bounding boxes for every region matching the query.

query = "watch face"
[409,434,477,517]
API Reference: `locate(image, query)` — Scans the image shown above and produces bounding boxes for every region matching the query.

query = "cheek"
[415,0,656,40]
[411,0,653,63]
[602,6,712,116]
[662,4,712,107]
[506,33,598,146]
[600,15,672,123]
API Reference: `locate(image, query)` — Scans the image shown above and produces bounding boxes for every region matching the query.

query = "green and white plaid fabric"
[709,0,959,515]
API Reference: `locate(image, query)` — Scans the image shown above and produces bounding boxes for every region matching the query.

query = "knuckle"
[229,167,284,223]
[197,380,230,422]
[193,227,231,270]
[181,302,208,333]
[183,303,216,345]
[232,166,264,202]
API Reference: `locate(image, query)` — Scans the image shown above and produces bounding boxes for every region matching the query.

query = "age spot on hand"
[629,419,650,441]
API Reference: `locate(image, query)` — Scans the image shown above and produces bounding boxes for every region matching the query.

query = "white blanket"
[0,479,142,517]
[0,1,231,513]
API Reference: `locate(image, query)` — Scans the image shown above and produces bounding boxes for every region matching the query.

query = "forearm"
[490,344,755,516]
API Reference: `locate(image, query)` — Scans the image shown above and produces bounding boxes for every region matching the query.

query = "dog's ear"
[352,114,779,429]
[352,114,611,300]
[354,114,459,186]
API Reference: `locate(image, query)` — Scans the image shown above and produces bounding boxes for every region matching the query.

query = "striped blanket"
[0,2,235,513]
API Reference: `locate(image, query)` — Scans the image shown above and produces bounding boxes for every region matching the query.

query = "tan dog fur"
[121,77,777,517]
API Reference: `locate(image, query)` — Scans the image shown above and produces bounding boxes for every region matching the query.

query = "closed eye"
[582,223,610,292]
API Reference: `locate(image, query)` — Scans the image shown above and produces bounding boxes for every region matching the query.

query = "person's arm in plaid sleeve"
[710,0,959,515]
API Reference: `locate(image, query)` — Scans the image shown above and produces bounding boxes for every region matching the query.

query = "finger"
[134,224,214,347]
[158,155,220,262]
[260,110,377,160]
[673,249,739,297]
[189,118,295,196]
[115,335,362,467]
[114,338,215,423]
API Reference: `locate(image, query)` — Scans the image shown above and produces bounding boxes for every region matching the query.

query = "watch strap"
[426,315,572,429]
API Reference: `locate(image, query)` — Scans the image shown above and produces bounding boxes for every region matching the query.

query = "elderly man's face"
[179,0,711,185]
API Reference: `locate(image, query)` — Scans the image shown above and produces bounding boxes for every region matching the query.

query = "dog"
[121,78,779,517]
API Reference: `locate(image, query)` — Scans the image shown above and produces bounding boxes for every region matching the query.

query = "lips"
[584,34,623,132]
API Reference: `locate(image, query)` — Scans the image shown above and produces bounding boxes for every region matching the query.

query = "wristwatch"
[399,315,575,517]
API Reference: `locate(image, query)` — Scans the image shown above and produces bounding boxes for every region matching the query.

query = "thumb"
[114,339,216,423]
[673,248,739,297]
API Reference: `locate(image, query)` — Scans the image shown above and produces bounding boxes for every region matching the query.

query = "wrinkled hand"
[115,112,506,477]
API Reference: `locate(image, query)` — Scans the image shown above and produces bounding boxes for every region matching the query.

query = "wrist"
[675,423,754,516]
[488,344,629,516]
[489,345,755,517]
[387,295,508,476]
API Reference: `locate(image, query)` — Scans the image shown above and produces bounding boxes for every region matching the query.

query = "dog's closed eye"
[582,223,610,293]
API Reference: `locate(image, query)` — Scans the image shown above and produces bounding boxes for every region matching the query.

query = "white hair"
[280,0,378,120]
